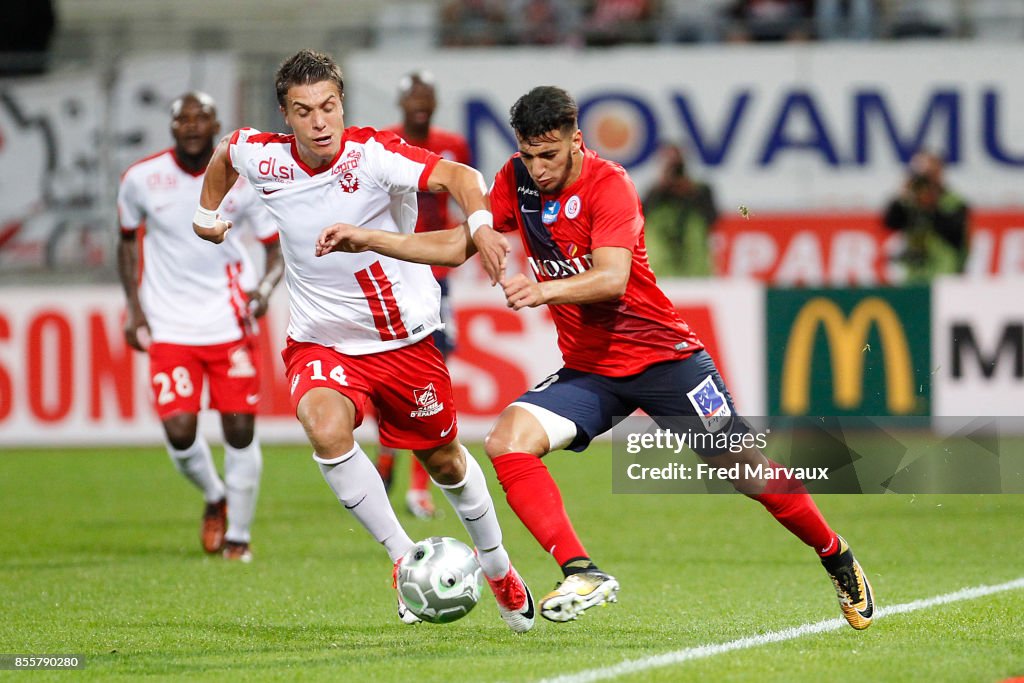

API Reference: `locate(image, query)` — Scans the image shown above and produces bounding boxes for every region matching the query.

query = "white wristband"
[193,205,218,229]
[466,210,493,237]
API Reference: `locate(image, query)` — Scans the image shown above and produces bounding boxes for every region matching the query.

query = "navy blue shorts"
[514,350,748,456]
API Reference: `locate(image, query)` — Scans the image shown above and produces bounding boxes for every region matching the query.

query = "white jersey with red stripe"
[117,148,278,345]
[227,126,444,355]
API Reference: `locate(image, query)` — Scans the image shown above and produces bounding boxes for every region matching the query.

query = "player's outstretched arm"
[424,159,509,284]
[316,222,477,266]
[247,240,284,319]
[193,136,239,244]
[116,230,150,351]
[502,246,631,310]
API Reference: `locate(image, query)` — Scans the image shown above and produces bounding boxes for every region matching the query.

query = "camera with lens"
[909,173,933,191]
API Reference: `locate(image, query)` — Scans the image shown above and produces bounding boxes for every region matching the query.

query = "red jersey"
[386,125,472,280]
[491,147,703,377]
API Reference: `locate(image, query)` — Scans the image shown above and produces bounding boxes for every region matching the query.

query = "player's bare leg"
[162,412,227,554]
[298,388,420,623]
[220,412,262,563]
[414,440,534,633]
[486,405,618,622]
[704,444,874,630]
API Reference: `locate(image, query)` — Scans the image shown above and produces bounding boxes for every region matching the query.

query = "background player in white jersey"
[117,92,283,562]
[191,50,533,631]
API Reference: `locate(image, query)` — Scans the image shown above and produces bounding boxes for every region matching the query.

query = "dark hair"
[508,86,578,141]
[275,49,344,106]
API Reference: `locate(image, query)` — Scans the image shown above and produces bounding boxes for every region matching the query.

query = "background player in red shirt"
[377,71,474,520]
[315,85,875,631]
[118,92,284,562]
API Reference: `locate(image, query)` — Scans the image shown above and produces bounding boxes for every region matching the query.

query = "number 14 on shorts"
[291,359,347,396]
[306,359,348,386]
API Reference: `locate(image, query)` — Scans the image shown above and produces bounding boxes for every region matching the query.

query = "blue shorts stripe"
[513,351,747,455]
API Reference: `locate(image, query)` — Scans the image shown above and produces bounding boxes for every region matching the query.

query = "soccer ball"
[396,536,482,624]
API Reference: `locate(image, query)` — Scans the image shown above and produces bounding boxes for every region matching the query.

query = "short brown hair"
[509,86,578,142]
[275,49,344,106]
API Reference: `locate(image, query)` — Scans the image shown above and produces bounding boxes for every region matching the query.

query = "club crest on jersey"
[542,200,560,225]
[565,195,581,219]
[686,375,732,433]
[338,171,359,193]
[410,383,444,418]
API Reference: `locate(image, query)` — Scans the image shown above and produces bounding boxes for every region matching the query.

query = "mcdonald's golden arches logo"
[781,296,916,415]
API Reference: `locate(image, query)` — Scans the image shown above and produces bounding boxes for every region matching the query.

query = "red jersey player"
[117,92,284,562]
[192,50,533,631]
[377,70,474,520]
[315,86,876,631]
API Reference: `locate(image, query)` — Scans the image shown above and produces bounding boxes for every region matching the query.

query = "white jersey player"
[224,125,443,355]
[192,49,534,632]
[117,91,283,562]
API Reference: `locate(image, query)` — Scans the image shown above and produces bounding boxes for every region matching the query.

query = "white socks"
[224,440,263,544]
[167,435,225,503]
[433,447,511,580]
[317,444,414,562]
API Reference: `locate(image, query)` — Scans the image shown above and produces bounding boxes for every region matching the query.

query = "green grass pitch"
[2,442,1023,681]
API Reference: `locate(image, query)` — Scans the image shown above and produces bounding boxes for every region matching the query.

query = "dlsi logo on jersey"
[257,157,295,181]
[145,172,178,189]
[410,383,444,418]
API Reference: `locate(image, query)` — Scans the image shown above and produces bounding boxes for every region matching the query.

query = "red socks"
[409,457,430,492]
[492,452,836,560]
[751,460,837,556]
[491,452,588,565]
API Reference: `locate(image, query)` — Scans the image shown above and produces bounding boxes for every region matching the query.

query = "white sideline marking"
[536,577,1024,683]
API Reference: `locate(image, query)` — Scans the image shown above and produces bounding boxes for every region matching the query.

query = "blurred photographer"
[883,150,969,283]
[642,143,719,277]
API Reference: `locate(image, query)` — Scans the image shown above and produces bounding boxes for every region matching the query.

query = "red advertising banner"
[714,210,1024,286]
[0,281,764,446]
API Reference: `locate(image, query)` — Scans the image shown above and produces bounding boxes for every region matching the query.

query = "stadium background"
[1,1,1021,445]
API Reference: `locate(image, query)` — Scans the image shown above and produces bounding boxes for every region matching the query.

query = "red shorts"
[282,337,459,450]
[148,339,260,419]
